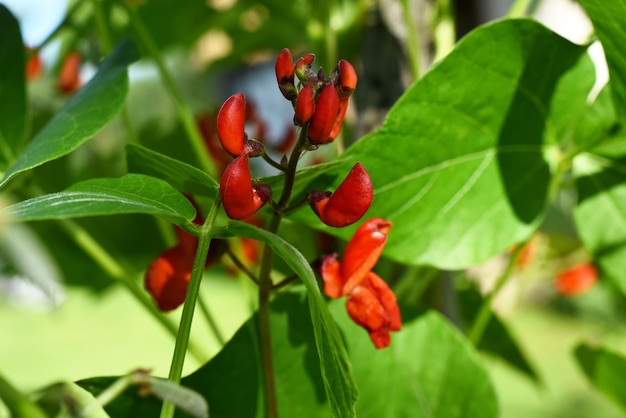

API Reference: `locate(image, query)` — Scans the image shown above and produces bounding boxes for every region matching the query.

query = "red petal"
[295,84,315,125]
[364,272,402,331]
[328,97,349,141]
[345,285,390,349]
[58,51,81,93]
[217,93,246,157]
[318,163,372,227]
[220,154,270,219]
[341,218,391,294]
[320,253,345,299]
[307,85,340,145]
[337,59,357,97]
[145,246,193,311]
[555,263,598,296]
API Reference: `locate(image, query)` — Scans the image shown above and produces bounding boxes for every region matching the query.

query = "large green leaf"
[126,144,218,196]
[579,0,626,120]
[80,291,332,418]
[0,38,138,189]
[329,306,498,418]
[0,5,26,171]
[575,343,626,413]
[3,174,196,227]
[288,19,591,269]
[213,221,358,417]
[573,140,626,293]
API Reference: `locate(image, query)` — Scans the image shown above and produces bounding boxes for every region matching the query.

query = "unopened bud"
[220,154,271,219]
[307,85,340,145]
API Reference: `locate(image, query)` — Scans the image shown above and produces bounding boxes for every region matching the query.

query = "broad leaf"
[0,38,138,189]
[4,174,196,227]
[213,221,358,417]
[0,5,26,171]
[330,306,498,418]
[290,19,592,269]
[126,144,218,196]
[575,343,626,413]
[579,0,626,120]
[80,291,332,418]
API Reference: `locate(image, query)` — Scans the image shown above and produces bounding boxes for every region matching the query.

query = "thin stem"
[273,274,299,291]
[56,219,207,362]
[400,0,421,81]
[226,248,260,286]
[468,244,525,345]
[82,375,131,416]
[160,200,220,418]
[262,152,286,172]
[121,2,217,179]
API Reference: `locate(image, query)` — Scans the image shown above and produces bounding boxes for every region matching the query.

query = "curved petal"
[145,246,193,311]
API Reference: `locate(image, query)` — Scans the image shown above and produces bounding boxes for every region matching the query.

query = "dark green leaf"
[0,38,139,189]
[126,144,218,196]
[80,291,332,418]
[4,174,196,226]
[0,5,26,171]
[575,343,626,413]
[212,221,358,417]
[579,0,626,120]
[330,306,498,418]
[290,19,591,269]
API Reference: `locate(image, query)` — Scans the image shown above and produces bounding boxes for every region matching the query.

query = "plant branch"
[226,247,260,286]
[160,200,220,418]
[400,0,421,81]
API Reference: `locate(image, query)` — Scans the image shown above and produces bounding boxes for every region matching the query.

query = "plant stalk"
[159,200,220,418]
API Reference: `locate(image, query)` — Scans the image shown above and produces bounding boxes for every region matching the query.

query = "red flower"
[555,263,598,296]
[220,154,271,220]
[320,218,401,348]
[216,93,263,157]
[58,51,81,94]
[309,163,373,227]
[307,85,340,145]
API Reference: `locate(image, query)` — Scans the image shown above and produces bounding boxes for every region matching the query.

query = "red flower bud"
[220,154,271,219]
[307,85,340,145]
[58,51,81,93]
[295,84,315,125]
[309,163,372,228]
[217,93,246,157]
[337,59,357,98]
[295,53,315,82]
[145,245,193,311]
[25,48,42,81]
[275,48,297,101]
[555,263,598,296]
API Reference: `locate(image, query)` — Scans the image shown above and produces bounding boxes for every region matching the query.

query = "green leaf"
[575,343,626,413]
[126,144,218,196]
[213,221,358,418]
[0,38,139,189]
[4,174,196,226]
[330,307,498,418]
[290,19,591,269]
[34,381,109,418]
[579,0,626,120]
[0,5,26,171]
[573,144,626,293]
[79,291,333,418]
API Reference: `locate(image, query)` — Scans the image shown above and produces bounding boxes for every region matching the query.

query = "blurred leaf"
[579,0,626,120]
[574,144,626,294]
[143,376,208,418]
[457,287,539,381]
[575,343,626,413]
[330,306,498,418]
[213,221,357,417]
[34,381,109,418]
[0,371,48,418]
[572,86,621,151]
[0,38,138,189]
[126,144,218,196]
[80,291,332,418]
[289,19,592,269]
[0,5,26,172]
[4,174,196,227]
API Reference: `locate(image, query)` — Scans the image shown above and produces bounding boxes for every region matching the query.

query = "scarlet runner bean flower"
[220,154,271,220]
[320,218,401,348]
[555,263,598,296]
[308,162,373,227]
[216,93,264,157]
[58,51,82,94]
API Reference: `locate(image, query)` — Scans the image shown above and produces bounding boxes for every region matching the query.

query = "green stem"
[400,0,421,81]
[57,219,207,362]
[159,200,220,418]
[197,292,226,346]
[121,2,217,179]
[33,1,84,52]
[468,244,525,345]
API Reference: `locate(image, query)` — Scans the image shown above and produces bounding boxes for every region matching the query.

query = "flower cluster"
[320,218,401,348]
